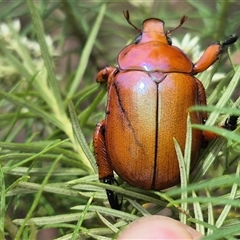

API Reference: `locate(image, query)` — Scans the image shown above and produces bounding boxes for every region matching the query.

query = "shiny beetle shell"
[93,12,238,209]
[105,71,203,189]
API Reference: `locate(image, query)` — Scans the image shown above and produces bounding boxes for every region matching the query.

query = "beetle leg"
[93,120,122,209]
[93,120,113,178]
[195,78,238,144]
[192,43,222,74]
[223,115,238,131]
[96,66,118,89]
[192,35,238,74]
[202,115,238,142]
[104,177,122,210]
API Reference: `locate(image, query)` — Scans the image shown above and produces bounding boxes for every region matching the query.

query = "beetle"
[93,11,238,209]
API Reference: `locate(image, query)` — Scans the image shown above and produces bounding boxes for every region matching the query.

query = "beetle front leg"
[93,120,122,209]
[193,35,238,74]
[96,66,118,89]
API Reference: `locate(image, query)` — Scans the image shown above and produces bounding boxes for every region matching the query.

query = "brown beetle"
[93,12,238,209]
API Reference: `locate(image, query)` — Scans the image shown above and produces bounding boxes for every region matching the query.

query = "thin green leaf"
[5,175,30,193]
[15,155,61,240]
[168,197,240,208]
[205,65,240,125]
[96,212,119,233]
[79,87,106,126]
[201,225,240,240]
[76,181,166,207]
[215,162,240,228]
[206,190,214,236]
[127,198,151,216]
[6,182,80,198]
[190,105,240,116]
[192,138,226,182]
[0,164,5,239]
[71,194,94,240]
[68,3,107,97]
[68,99,96,172]
[26,0,64,116]
[167,175,240,197]
[192,191,205,235]
[13,213,96,226]
[0,90,64,130]
[192,125,240,143]
[5,140,67,172]
[71,205,138,222]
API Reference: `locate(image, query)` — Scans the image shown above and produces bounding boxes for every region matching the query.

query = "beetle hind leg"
[104,177,122,210]
[93,120,122,209]
[223,115,238,131]
[202,115,238,142]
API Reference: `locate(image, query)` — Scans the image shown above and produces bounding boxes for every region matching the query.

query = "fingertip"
[117,215,203,239]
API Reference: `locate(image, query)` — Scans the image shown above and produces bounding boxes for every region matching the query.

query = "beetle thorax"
[141,19,168,44]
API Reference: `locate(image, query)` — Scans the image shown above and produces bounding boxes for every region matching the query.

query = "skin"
[117,216,203,239]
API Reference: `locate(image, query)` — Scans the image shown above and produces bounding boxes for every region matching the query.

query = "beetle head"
[123,11,187,45]
[141,18,167,43]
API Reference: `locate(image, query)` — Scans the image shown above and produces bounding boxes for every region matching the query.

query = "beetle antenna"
[123,10,141,34]
[166,15,187,35]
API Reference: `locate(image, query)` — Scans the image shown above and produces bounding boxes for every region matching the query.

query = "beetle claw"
[223,115,238,131]
[104,177,122,210]
[222,34,238,47]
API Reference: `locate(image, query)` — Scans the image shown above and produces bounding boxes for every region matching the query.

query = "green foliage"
[0,1,239,239]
